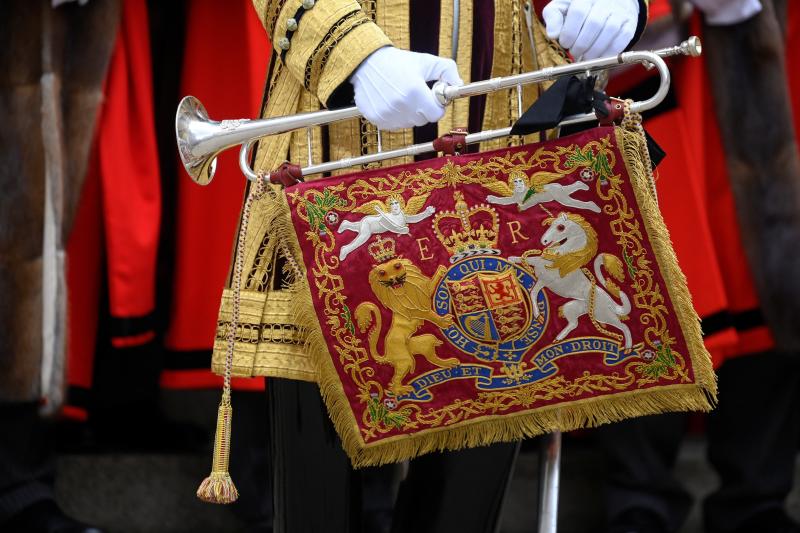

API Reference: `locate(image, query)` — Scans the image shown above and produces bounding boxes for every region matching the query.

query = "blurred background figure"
[0,1,120,531]
[595,1,800,532]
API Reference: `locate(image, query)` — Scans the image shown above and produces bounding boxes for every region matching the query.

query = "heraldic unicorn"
[510,211,633,350]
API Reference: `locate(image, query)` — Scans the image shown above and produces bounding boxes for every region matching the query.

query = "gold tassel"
[196,398,239,504]
[197,175,268,504]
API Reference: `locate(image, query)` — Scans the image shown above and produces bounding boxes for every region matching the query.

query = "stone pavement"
[54,391,800,533]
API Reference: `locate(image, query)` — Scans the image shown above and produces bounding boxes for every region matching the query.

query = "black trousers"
[267,378,518,533]
[0,403,55,525]
[595,351,800,533]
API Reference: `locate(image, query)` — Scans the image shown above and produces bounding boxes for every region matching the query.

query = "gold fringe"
[269,115,718,468]
[615,111,718,401]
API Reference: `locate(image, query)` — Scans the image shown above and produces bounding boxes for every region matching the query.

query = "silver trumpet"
[176,36,701,185]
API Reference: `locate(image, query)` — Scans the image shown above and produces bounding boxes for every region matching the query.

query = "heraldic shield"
[272,119,717,467]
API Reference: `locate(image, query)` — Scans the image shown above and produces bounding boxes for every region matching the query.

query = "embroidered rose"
[580,168,596,182]
[325,211,339,225]
[641,349,656,362]
[383,398,397,410]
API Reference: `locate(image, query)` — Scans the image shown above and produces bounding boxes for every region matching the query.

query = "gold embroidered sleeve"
[251,0,392,106]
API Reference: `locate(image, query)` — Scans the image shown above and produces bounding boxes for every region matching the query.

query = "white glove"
[543,0,640,60]
[690,0,762,25]
[349,46,463,131]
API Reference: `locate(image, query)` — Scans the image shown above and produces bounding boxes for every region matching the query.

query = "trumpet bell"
[176,95,218,186]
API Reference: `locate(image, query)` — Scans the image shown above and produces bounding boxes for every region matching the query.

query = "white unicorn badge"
[337,193,435,261]
[509,211,633,349]
[484,170,600,213]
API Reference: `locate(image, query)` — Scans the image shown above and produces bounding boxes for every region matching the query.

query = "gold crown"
[433,191,499,258]
[367,236,397,263]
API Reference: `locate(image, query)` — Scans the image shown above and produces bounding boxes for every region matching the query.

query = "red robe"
[610,8,791,369]
[65,0,161,419]
[161,0,270,390]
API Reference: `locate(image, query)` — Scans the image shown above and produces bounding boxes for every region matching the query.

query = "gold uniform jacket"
[212,0,648,382]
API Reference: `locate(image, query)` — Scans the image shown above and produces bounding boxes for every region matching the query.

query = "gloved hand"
[349,46,463,131]
[543,0,640,60]
[690,0,762,25]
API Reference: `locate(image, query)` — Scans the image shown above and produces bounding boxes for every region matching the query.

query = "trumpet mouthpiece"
[683,36,702,57]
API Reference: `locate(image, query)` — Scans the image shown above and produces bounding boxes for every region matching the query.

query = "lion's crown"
[367,236,397,263]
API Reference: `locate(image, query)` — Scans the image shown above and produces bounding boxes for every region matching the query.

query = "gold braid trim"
[480,0,525,152]
[303,9,371,94]
[368,0,413,168]
[264,0,289,36]
[356,0,379,164]
[314,19,391,103]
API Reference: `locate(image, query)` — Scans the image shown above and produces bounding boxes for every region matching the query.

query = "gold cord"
[197,174,269,504]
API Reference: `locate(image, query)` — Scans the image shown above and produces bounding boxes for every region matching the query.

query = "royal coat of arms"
[279,124,716,467]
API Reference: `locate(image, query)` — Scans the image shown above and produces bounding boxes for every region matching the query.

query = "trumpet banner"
[278,123,716,466]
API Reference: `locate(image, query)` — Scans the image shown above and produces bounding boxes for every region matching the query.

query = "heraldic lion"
[355,258,459,395]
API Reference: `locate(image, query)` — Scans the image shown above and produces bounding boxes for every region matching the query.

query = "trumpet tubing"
[176,37,701,186]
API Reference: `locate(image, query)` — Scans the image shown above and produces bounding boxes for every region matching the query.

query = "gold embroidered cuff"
[313,18,391,104]
[212,289,318,381]
[212,289,266,377]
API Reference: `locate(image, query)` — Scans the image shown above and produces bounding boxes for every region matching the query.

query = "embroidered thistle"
[565,145,612,183]
[641,342,678,379]
[622,249,638,278]
[304,188,346,233]
[341,303,355,335]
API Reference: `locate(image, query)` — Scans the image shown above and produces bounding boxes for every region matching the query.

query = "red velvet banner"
[284,124,715,465]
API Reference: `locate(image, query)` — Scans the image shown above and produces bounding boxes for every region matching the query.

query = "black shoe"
[607,508,670,533]
[732,510,800,533]
[3,500,104,533]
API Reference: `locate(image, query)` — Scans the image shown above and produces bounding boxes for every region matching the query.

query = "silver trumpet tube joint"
[176,36,701,186]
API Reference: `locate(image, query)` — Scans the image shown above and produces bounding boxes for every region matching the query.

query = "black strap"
[510,75,603,135]
[510,76,666,169]
[644,129,666,169]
